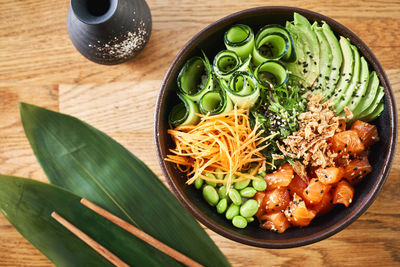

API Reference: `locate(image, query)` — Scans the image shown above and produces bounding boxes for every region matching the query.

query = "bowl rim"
[154,6,397,248]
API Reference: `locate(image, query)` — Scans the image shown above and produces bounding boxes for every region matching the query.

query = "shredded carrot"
[166,107,270,189]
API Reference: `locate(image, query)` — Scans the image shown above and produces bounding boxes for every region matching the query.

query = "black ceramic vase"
[67,0,152,65]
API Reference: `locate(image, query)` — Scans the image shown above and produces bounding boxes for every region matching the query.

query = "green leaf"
[19,103,230,267]
[0,175,180,267]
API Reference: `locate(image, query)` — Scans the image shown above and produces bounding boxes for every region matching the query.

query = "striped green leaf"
[18,103,230,267]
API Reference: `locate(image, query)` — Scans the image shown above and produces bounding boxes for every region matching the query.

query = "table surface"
[1,0,399,266]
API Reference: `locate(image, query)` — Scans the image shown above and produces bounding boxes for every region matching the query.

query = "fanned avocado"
[358,86,384,119]
[352,71,379,117]
[363,101,384,122]
[345,56,369,116]
[335,45,360,114]
[286,13,320,87]
[330,37,353,106]
[312,22,332,93]
[321,22,343,98]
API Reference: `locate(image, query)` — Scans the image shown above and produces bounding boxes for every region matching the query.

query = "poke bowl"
[154,6,397,248]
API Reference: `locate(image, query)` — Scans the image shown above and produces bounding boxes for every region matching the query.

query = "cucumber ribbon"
[225,71,260,108]
[213,50,251,81]
[169,93,200,127]
[253,25,296,66]
[177,54,214,102]
[254,60,289,89]
[224,24,255,60]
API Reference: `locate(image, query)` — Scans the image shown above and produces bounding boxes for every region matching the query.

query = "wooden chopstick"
[51,212,129,267]
[80,198,203,267]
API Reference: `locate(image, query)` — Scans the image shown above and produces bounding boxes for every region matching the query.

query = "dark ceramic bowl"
[154,6,397,248]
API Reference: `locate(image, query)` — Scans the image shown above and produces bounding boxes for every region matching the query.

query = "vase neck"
[71,0,119,25]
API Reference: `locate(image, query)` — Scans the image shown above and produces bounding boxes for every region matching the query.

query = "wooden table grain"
[0,0,399,266]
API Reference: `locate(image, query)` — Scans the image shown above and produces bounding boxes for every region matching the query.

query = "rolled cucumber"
[224,24,255,60]
[169,93,200,127]
[226,71,260,108]
[213,50,251,81]
[177,55,214,102]
[254,60,289,88]
[252,24,296,65]
[199,90,233,115]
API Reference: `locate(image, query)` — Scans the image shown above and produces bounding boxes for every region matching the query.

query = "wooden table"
[0,0,399,266]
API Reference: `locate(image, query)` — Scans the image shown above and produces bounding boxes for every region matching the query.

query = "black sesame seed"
[353,167,358,171]
[320,190,324,193]
[345,144,348,148]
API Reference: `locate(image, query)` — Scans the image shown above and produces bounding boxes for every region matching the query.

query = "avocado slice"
[363,101,384,122]
[311,22,332,93]
[286,13,320,87]
[321,22,343,98]
[335,45,361,114]
[358,86,384,119]
[352,71,379,117]
[285,22,306,78]
[344,56,370,116]
[330,37,353,107]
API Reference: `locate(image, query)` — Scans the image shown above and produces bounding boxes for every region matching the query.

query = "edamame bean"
[234,178,251,190]
[252,176,267,191]
[194,178,203,189]
[218,186,228,199]
[228,189,242,205]
[246,216,255,223]
[224,173,236,181]
[240,199,259,218]
[205,173,217,187]
[216,198,228,214]
[215,168,224,180]
[240,187,257,198]
[225,204,239,220]
[232,215,248,228]
[202,185,219,206]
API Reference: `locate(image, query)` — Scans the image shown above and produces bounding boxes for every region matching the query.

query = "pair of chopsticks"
[51,198,202,267]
